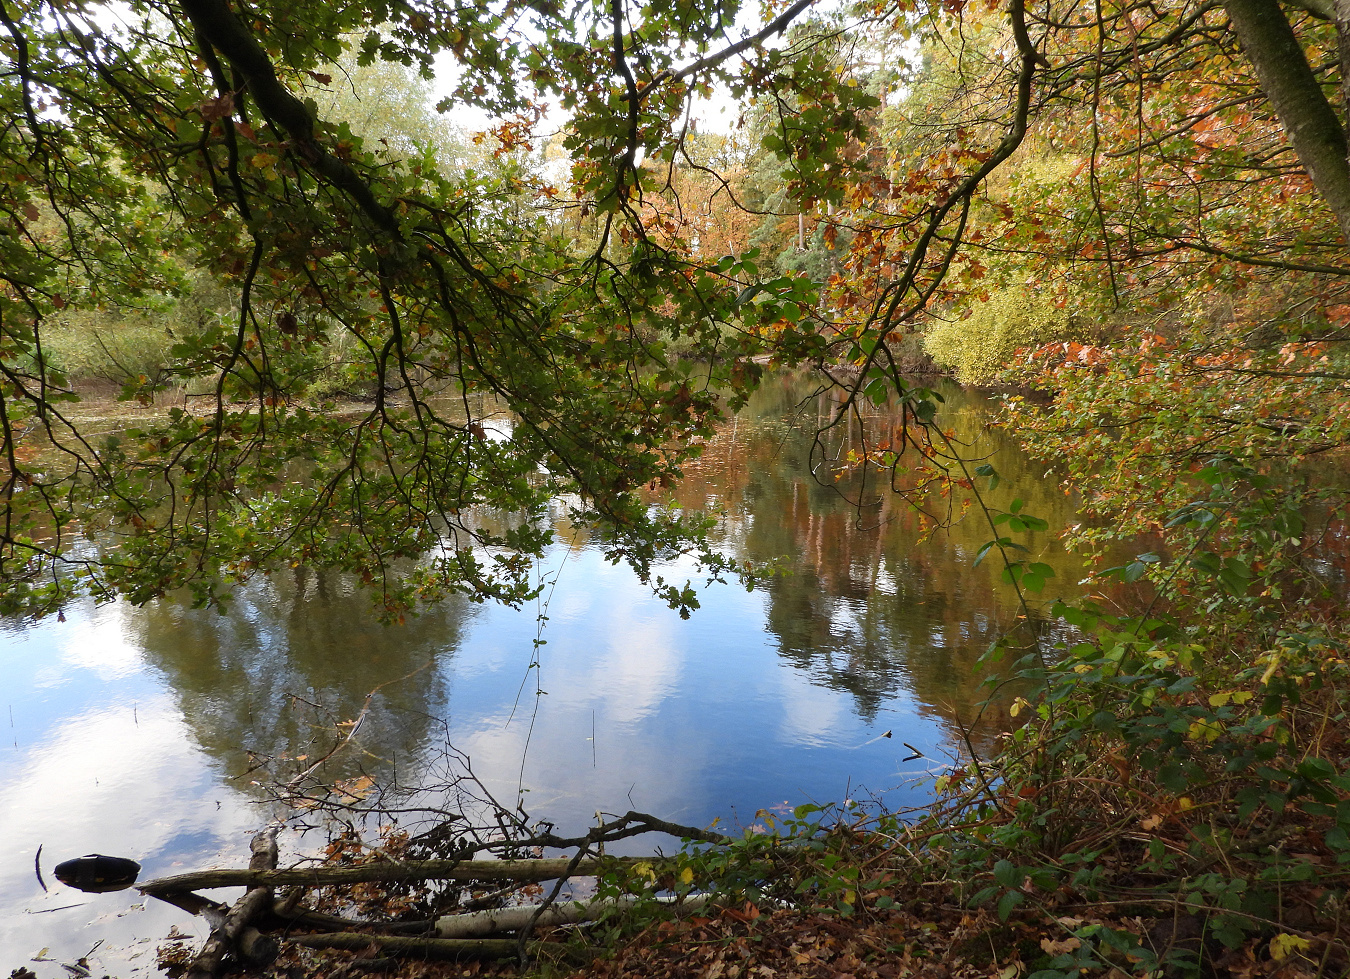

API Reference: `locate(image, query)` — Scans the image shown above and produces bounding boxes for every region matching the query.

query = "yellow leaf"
[1187,719,1222,742]
[1208,692,1230,707]
[1269,933,1311,961]
[251,152,278,169]
[1178,796,1194,810]
[679,866,694,885]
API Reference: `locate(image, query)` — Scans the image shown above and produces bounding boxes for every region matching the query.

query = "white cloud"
[0,700,260,972]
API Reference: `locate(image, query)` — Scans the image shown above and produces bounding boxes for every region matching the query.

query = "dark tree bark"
[1224,0,1350,242]
[1335,0,1350,119]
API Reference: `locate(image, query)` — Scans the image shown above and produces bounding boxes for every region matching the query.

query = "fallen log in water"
[185,830,280,979]
[139,856,652,895]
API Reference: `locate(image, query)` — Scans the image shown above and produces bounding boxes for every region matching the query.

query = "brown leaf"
[199,93,234,121]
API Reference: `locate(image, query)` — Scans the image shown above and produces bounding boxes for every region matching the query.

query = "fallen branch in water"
[185,829,279,979]
[141,809,745,967]
[141,810,732,898]
[140,856,636,895]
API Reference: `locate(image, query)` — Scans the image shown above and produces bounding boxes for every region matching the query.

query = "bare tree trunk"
[1223,0,1350,242]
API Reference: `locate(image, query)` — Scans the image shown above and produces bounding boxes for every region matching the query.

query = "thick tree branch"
[178,0,401,237]
[1286,0,1333,18]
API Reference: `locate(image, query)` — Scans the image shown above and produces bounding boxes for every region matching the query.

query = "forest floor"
[231,871,1339,979]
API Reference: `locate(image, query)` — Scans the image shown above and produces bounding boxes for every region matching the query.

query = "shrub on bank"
[924,287,1090,385]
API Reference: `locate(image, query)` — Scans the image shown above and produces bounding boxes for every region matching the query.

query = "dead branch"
[142,806,735,898]
[140,856,639,896]
[436,893,712,938]
[185,829,279,978]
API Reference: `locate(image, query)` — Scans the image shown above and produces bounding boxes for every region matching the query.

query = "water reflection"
[131,567,476,784]
[674,374,1097,750]
[3,372,1106,976]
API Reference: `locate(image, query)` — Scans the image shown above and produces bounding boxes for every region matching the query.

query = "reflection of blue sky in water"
[0,608,262,976]
[4,379,1067,974]
[1,545,942,975]
[436,546,938,836]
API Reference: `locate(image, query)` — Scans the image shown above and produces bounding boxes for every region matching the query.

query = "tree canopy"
[2,0,1348,618]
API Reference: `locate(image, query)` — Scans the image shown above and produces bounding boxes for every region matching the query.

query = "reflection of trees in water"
[678,373,1098,751]
[131,566,475,789]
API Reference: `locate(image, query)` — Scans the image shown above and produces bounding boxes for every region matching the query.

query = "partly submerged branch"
[140,856,632,896]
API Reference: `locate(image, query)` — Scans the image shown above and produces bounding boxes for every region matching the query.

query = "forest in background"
[3,0,1350,972]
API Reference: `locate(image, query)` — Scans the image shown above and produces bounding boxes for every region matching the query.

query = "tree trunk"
[1223,0,1350,242]
[1336,0,1350,120]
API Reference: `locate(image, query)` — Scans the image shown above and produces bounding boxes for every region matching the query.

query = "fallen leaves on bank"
[220,880,1339,979]
[562,897,1335,979]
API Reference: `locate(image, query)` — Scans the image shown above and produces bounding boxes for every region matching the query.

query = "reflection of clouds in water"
[535,554,685,724]
[774,670,849,748]
[447,697,712,836]
[437,554,707,833]
[29,604,142,689]
[0,699,259,971]
[597,608,680,725]
[60,604,143,677]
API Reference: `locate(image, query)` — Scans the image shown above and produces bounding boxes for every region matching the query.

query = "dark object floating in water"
[53,854,141,893]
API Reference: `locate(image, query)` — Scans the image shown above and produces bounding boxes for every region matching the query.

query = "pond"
[0,373,1100,976]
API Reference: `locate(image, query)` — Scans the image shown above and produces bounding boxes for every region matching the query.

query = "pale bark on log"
[435,893,712,938]
[184,830,279,979]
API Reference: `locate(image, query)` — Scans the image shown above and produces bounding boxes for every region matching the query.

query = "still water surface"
[0,375,1096,975]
